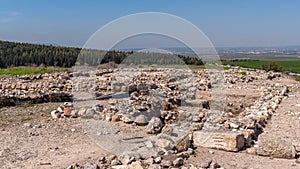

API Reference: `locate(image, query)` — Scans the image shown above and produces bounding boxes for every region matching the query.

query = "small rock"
[144,157,154,165]
[51,110,60,119]
[145,141,154,148]
[23,123,32,128]
[188,164,198,169]
[64,107,72,117]
[66,165,73,169]
[111,165,128,169]
[122,115,134,124]
[83,162,99,169]
[192,116,201,122]
[246,147,257,155]
[119,155,135,165]
[210,161,221,168]
[111,159,121,166]
[154,156,162,164]
[71,110,78,118]
[176,151,190,159]
[160,159,173,168]
[92,104,103,112]
[187,148,194,155]
[112,114,122,122]
[134,115,148,126]
[105,113,112,121]
[173,157,184,167]
[229,123,239,129]
[99,156,107,164]
[145,117,163,134]
[176,134,192,153]
[130,161,144,169]
[78,108,86,117]
[57,106,64,113]
[82,108,96,119]
[64,102,73,107]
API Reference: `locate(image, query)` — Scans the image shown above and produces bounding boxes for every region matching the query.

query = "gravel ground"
[0,102,108,169]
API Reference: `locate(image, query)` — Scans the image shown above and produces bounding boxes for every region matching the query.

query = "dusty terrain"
[0,68,300,169]
[0,103,108,169]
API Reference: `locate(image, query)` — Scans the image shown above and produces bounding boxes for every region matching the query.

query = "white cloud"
[0,11,21,23]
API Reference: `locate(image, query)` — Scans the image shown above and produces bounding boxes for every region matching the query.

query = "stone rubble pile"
[219,83,288,144]
[56,68,289,153]
[0,72,72,107]
[224,69,281,84]
[51,102,77,119]
[45,67,297,168]
[66,153,225,169]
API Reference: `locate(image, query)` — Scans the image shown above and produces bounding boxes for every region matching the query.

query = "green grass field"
[0,67,67,76]
[222,59,300,74]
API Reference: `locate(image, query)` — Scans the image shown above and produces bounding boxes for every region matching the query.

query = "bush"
[261,62,283,72]
[238,71,247,76]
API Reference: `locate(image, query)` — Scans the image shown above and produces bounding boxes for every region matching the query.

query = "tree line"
[0,40,203,68]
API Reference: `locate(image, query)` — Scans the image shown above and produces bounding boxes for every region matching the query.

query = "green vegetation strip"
[0,67,67,76]
[222,59,300,74]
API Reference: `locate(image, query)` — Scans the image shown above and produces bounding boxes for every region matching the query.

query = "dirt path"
[256,80,300,158]
[187,147,297,169]
[0,103,108,169]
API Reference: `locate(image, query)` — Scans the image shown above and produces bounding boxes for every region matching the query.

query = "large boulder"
[193,130,245,152]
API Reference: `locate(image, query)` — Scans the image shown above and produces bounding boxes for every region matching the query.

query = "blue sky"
[0,0,300,47]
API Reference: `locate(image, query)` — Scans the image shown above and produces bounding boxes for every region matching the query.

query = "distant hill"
[0,40,80,68]
[0,40,203,68]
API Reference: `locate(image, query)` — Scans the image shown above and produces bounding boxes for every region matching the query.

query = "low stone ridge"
[0,72,72,107]
[66,152,224,169]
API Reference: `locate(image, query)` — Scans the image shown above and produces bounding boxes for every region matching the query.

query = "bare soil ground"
[0,103,108,169]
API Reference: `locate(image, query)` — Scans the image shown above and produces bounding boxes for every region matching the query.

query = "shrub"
[238,71,247,76]
[261,62,283,72]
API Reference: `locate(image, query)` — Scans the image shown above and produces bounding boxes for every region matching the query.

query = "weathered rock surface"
[193,130,245,152]
[145,117,163,134]
[257,139,296,159]
[134,115,148,126]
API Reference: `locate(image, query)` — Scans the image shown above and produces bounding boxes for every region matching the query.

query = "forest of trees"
[0,40,203,68]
